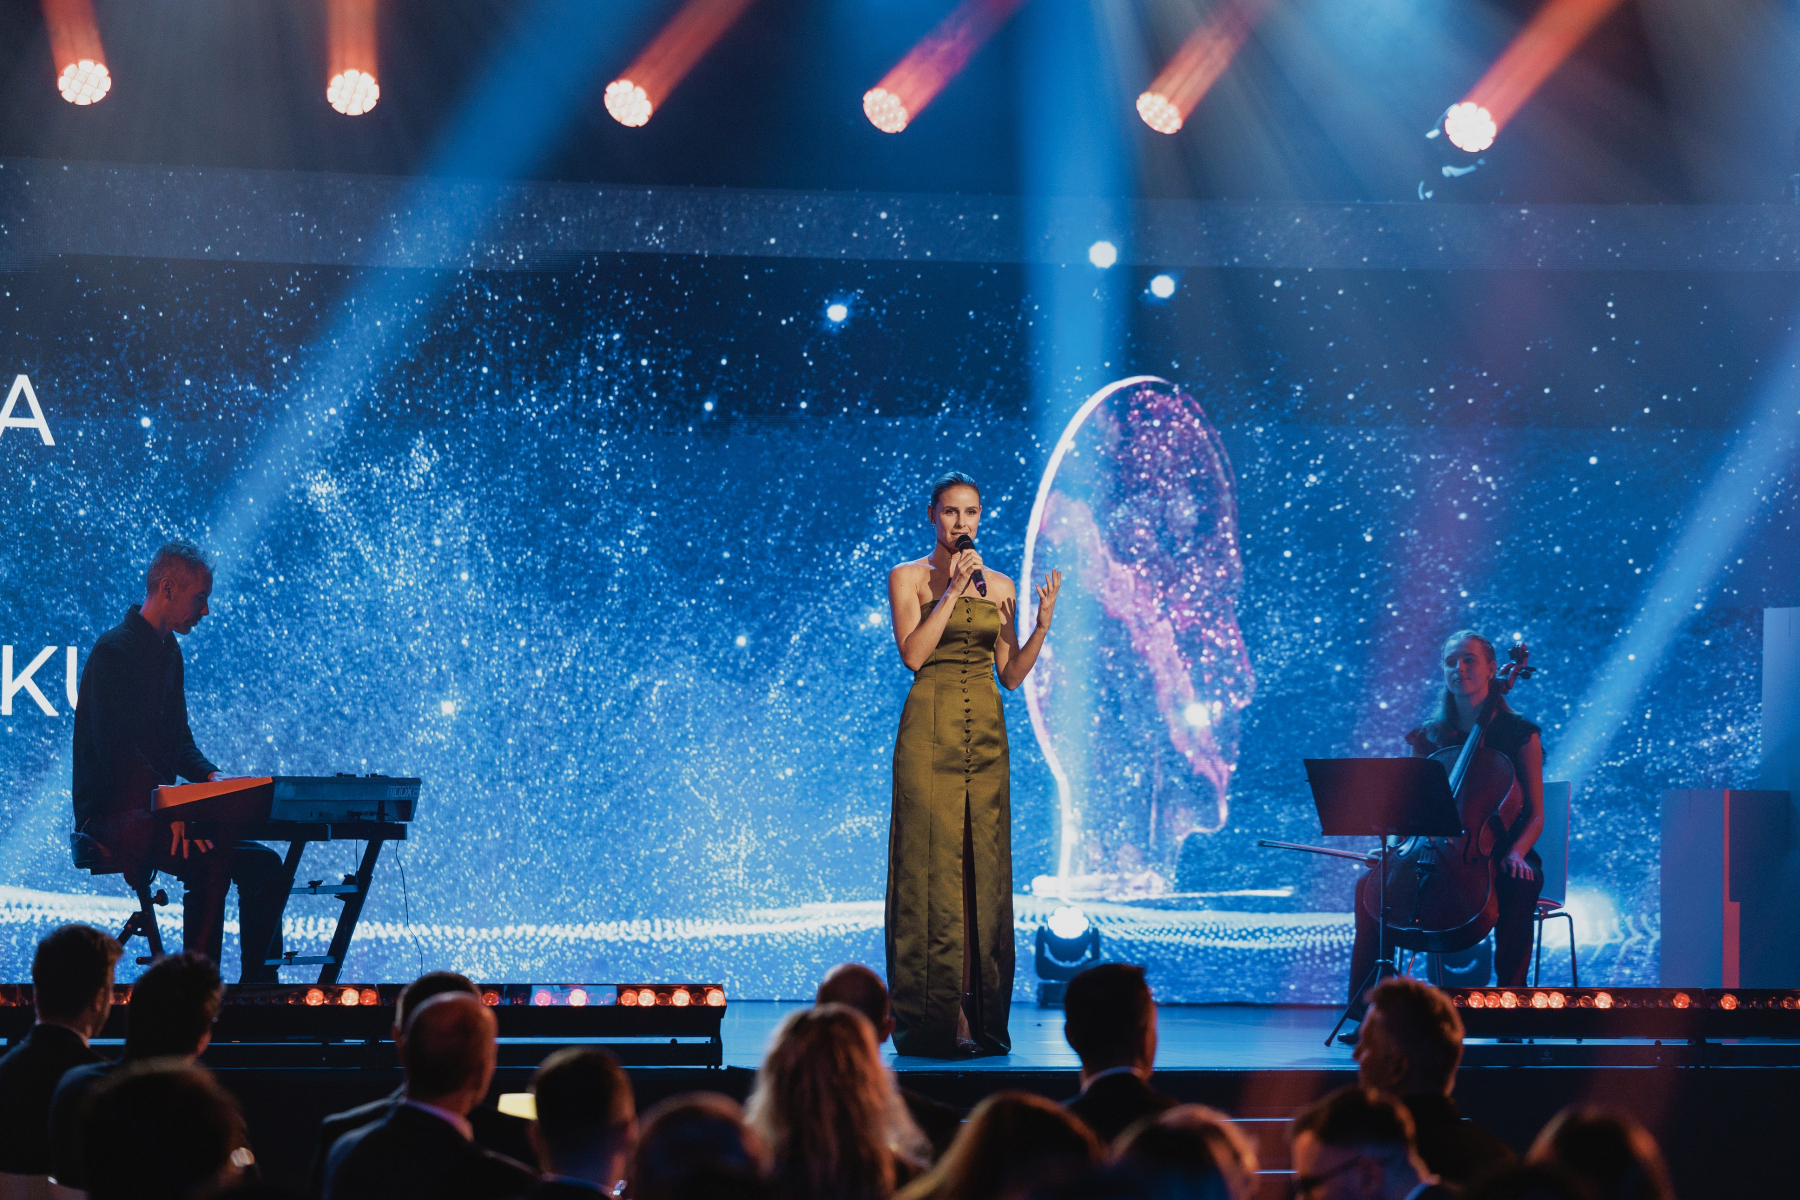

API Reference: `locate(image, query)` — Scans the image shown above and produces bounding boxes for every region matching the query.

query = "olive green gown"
[886,592,1014,1057]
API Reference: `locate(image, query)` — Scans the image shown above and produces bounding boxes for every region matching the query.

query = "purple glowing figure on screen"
[1020,377,1254,896]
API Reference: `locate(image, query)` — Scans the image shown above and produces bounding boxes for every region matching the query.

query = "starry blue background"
[0,253,1792,998]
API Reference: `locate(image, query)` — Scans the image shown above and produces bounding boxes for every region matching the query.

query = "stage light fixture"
[862,0,1027,134]
[1443,0,1625,152]
[1442,102,1496,154]
[42,0,110,105]
[304,987,326,1007]
[1035,904,1101,1005]
[1088,241,1119,269]
[1135,0,1273,136]
[605,0,757,127]
[326,0,379,115]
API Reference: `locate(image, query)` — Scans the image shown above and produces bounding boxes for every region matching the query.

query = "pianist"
[70,540,287,983]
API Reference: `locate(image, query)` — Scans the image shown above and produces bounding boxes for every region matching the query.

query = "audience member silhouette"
[745,1004,929,1200]
[817,963,964,1159]
[1355,976,1516,1186]
[522,1048,636,1198]
[48,951,223,1189]
[82,1060,250,1200]
[631,1093,766,1200]
[898,1092,1103,1200]
[1466,1164,1599,1200]
[310,972,533,1196]
[1061,965,1176,1145]
[1113,1104,1258,1200]
[1289,1086,1451,1200]
[322,992,536,1200]
[1528,1108,1674,1200]
[0,924,122,1177]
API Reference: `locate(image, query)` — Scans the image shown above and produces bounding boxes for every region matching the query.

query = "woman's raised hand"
[1034,570,1062,629]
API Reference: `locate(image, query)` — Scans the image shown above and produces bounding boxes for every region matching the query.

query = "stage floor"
[720,1001,1351,1072]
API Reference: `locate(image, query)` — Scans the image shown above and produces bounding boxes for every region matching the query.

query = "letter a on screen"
[0,376,54,446]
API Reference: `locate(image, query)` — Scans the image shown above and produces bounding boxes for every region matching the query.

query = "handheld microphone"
[954,535,987,597]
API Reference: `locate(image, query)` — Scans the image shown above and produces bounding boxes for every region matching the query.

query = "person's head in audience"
[1114,1105,1258,1200]
[83,1060,249,1200]
[746,1003,927,1200]
[402,991,498,1118]
[1354,978,1463,1098]
[817,964,897,1043]
[1528,1108,1673,1200]
[1466,1165,1599,1200]
[901,1091,1102,1200]
[529,1047,637,1192]
[1290,1087,1432,1200]
[394,970,481,1044]
[124,952,222,1061]
[634,1093,766,1200]
[34,923,123,1040]
[1063,964,1157,1081]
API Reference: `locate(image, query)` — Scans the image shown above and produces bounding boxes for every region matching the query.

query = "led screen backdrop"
[2,175,1796,999]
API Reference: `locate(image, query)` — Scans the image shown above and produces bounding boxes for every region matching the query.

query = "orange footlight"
[1718,993,1739,1010]
[339,988,360,1006]
[304,988,326,1007]
[705,987,726,1007]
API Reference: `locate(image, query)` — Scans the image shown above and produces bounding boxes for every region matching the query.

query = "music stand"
[1304,757,1464,1047]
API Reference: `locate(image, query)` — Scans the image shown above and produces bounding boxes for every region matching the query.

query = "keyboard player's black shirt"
[71,605,218,828]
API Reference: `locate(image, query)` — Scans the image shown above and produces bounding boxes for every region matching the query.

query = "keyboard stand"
[247,820,409,985]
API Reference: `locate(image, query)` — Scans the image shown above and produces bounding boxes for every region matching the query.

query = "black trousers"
[1347,847,1543,1016]
[87,811,288,982]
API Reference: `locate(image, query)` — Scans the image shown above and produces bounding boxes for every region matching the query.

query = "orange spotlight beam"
[1445,0,1627,151]
[41,0,110,105]
[605,0,758,127]
[326,0,380,115]
[862,0,1030,134]
[1136,0,1275,135]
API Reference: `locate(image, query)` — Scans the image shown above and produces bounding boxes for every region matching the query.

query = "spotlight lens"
[481,990,500,1006]
[862,88,909,134]
[826,303,849,323]
[1443,101,1497,153]
[532,989,554,1007]
[1135,91,1183,135]
[1530,991,1549,1009]
[637,988,657,1007]
[1466,993,1485,1008]
[1047,905,1090,940]
[1548,992,1567,1008]
[1149,274,1176,299]
[327,69,380,116]
[304,988,325,1007]
[705,987,726,1007]
[58,60,111,105]
[605,80,653,127]
[1719,993,1738,1010]
[1088,241,1119,269]
[1594,991,1614,1009]
[1500,991,1519,1009]
[671,988,691,1007]
[619,989,638,1007]
[359,988,378,1006]
[340,988,360,1007]
[568,988,588,1007]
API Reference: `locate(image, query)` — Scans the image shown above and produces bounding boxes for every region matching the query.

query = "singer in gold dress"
[885,471,1060,1057]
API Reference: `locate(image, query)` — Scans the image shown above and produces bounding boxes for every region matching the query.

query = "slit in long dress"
[957,791,981,1046]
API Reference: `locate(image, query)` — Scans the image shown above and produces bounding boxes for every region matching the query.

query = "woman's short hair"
[1115,1105,1258,1200]
[928,471,980,508]
[899,1091,1102,1200]
[746,1004,927,1200]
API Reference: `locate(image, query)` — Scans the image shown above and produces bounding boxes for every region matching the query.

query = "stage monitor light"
[1035,904,1101,1003]
[1135,0,1273,136]
[1442,102,1496,153]
[327,69,381,117]
[326,0,379,116]
[861,0,1027,134]
[1444,0,1626,152]
[605,0,758,127]
[43,0,110,105]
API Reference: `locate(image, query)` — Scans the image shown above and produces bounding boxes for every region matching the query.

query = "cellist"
[1343,630,1545,1036]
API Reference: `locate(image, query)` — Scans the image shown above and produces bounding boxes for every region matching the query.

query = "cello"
[1261,642,1536,955]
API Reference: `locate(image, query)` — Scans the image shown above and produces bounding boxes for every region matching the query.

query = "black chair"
[1531,781,1578,987]
[71,829,167,964]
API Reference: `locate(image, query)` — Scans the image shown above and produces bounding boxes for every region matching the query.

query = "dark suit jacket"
[528,1182,609,1199]
[0,1024,105,1174]
[310,1087,538,1199]
[1064,1070,1178,1146]
[46,1058,121,1187]
[1404,1094,1517,1187]
[323,1102,538,1200]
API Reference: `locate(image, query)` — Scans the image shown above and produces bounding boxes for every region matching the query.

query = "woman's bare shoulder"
[888,559,932,586]
[983,569,1017,595]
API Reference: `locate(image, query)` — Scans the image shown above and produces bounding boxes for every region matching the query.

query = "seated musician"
[1344,629,1544,1035]
[70,540,287,982]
